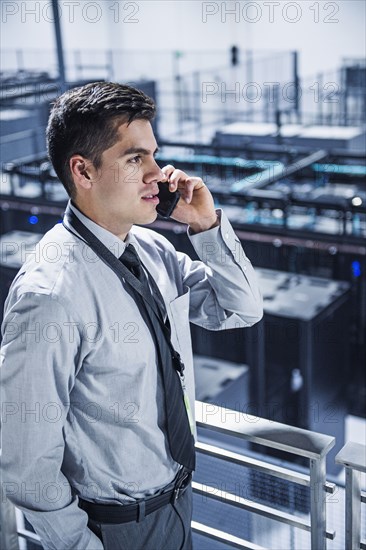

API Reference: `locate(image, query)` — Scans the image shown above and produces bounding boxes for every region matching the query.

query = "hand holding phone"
[156,182,180,219]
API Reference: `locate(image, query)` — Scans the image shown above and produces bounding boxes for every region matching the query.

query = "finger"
[168,169,187,192]
[185,177,205,202]
[161,165,175,182]
[183,179,196,203]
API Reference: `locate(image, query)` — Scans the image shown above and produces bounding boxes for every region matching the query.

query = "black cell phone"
[156,182,180,219]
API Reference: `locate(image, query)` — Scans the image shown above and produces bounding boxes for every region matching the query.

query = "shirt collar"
[64,200,139,259]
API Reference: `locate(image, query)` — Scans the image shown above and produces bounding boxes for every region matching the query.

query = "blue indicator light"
[352,261,361,278]
[29,215,39,225]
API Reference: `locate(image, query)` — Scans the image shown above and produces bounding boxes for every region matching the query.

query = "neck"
[71,200,131,241]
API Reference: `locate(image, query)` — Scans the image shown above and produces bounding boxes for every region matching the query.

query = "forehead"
[114,119,157,151]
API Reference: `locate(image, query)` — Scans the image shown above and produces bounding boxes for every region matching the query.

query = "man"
[1,82,263,550]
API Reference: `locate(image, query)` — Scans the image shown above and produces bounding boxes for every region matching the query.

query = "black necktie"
[120,244,195,471]
[120,245,166,323]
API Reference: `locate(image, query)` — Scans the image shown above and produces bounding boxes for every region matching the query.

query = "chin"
[139,211,158,226]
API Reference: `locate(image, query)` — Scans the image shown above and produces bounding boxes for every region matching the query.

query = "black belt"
[78,470,192,524]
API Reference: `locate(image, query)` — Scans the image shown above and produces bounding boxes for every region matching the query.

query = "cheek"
[93,161,141,203]
[96,166,124,193]
[108,160,136,183]
[122,165,142,191]
[105,164,125,187]
[98,159,127,183]
[97,173,139,208]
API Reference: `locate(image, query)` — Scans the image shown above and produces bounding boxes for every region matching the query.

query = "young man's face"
[82,119,164,237]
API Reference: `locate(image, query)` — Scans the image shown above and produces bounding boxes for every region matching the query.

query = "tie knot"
[120,244,142,278]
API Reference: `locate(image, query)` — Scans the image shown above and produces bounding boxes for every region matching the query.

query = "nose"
[143,158,164,184]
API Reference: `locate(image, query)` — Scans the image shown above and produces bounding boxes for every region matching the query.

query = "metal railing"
[193,401,336,549]
[2,401,338,550]
[336,441,366,550]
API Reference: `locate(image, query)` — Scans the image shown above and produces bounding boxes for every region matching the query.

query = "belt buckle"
[173,470,191,502]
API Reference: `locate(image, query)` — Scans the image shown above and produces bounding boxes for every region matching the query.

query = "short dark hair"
[46,82,156,198]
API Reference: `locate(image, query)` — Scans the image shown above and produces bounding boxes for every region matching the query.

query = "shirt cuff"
[188,209,251,265]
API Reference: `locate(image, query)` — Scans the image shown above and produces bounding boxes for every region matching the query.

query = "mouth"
[141,194,159,205]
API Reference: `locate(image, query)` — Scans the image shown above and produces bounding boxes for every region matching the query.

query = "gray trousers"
[89,485,193,550]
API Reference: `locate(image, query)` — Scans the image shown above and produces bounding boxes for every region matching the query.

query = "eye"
[128,155,142,164]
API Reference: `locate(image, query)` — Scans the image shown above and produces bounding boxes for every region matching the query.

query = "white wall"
[1,1,365,79]
[104,0,365,76]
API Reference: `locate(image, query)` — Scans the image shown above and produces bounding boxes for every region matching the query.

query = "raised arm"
[160,164,263,330]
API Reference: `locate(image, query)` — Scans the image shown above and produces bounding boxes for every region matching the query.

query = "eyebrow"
[122,146,159,157]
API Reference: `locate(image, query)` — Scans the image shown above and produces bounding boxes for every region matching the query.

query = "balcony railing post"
[336,442,366,550]
[346,466,361,549]
[310,457,327,550]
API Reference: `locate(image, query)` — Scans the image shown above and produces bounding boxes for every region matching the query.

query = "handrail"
[195,401,335,459]
[195,401,336,550]
[336,441,366,550]
[336,441,366,473]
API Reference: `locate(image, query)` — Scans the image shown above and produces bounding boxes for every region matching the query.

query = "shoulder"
[6,223,87,300]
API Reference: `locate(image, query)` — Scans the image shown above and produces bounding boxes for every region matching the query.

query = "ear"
[69,155,97,191]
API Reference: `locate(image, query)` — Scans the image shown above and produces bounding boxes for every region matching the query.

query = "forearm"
[188,213,220,234]
[185,209,263,328]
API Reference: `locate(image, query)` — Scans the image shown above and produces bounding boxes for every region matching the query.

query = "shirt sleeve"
[0,292,104,550]
[181,208,263,329]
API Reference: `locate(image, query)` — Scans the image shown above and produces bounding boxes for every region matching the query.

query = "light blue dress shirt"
[1,201,263,549]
